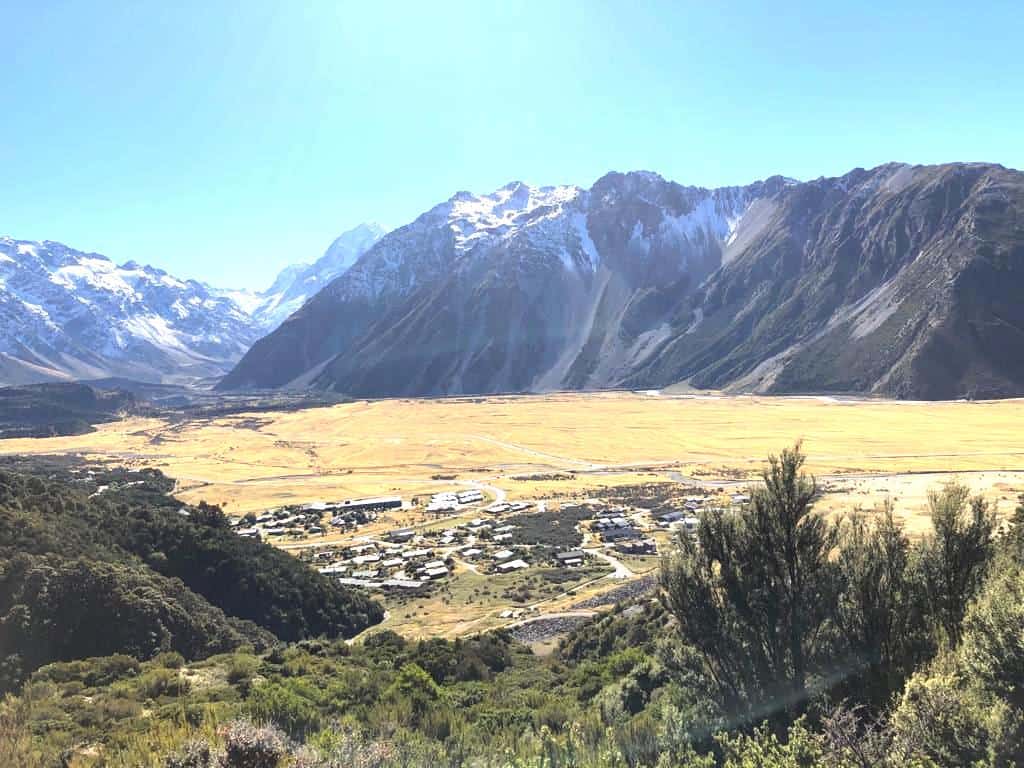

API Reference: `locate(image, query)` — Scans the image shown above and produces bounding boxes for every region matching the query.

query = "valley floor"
[4,389,1022,637]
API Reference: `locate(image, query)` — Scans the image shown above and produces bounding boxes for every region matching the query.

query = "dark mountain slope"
[222,173,789,394]
[628,163,1024,399]
[0,382,137,437]
[222,162,1024,400]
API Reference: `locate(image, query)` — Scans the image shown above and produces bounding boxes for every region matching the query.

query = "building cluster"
[587,510,660,555]
[613,538,658,555]
[305,505,551,592]
[231,507,325,540]
[324,496,402,530]
[483,501,533,515]
[488,548,529,573]
[551,549,588,567]
[312,537,449,593]
[425,488,484,514]
[418,518,531,573]
[267,486,764,601]
[655,510,699,531]
[591,509,643,542]
[652,492,750,536]
[231,495,403,540]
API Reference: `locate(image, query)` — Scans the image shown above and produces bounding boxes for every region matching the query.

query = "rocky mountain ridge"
[221,162,1024,400]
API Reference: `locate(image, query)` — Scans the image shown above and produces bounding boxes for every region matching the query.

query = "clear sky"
[2,1,1022,289]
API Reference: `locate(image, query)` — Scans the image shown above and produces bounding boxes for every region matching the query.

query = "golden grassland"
[2,391,1022,520]
[5,390,1023,638]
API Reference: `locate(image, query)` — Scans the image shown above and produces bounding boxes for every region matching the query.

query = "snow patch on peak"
[571,213,599,270]
[251,222,387,331]
[448,182,583,252]
[0,236,261,384]
[660,195,736,245]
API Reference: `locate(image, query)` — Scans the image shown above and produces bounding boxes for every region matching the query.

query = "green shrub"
[246,682,322,738]
[138,667,192,699]
[155,651,187,669]
[227,655,261,686]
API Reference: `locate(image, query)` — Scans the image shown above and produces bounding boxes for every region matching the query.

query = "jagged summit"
[218,170,787,392]
[0,221,386,386]
[7,162,1022,401]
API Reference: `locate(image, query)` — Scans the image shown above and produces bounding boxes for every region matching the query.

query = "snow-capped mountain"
[252,223,385,330]
[219,172,791,392]
[222,162,1024,400]
[0,237,260,385]
[0,222,385,386]
[12,163,1019,400]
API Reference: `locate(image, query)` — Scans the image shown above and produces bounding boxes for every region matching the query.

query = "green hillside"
[2,448,1023,767]
[0,459,383,695]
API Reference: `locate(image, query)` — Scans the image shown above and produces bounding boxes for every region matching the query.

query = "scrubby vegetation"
[507,504,593,548]
[0,382,139,438]
[2,445,1023,767]
[597,481,704,517]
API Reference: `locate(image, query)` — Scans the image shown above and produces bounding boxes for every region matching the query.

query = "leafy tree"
[1001,495,1024,562]
[918,483,996,647]
[958,561,1024,711]
[0,553,246,692]
[892,666,1017,767]
[662,444,838,727]
[832,505,929,709]
[0,462,383,692]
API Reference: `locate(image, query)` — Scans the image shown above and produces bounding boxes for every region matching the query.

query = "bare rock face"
[220,162,1024,400]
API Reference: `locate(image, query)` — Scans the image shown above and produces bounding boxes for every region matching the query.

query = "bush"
[247,682,322,738]
[220,719,287,768]
[138,667,192,700]
[156,651,187,669]
[165,739,216,768]
[32,654,141,688]
[227,655,261,686]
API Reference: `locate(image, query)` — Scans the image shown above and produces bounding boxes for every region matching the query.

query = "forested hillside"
[0,460,383,694]
[0,382,137,438]
[1,447,1022,766]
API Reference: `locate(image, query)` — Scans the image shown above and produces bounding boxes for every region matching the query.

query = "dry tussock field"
[3,392,1023,533]
[6,390,1023,638]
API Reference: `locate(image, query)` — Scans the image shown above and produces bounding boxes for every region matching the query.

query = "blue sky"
[2,1,1021,289]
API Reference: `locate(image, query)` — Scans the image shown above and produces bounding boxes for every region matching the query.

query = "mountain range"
[221,162,1024,400]
[0,224,383,385]
[4,162,1022,399]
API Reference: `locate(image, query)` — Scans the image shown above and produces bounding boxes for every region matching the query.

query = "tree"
[958,560,1024,711]
[918,483,996,647]
[661,444,839,727]
[385,662,442,722]
[889,558,1024,766]
[1001,495,1024,562]
[832,505,929,709]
